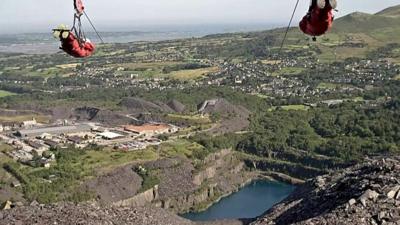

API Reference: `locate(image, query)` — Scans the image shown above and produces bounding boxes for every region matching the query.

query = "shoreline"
[179,171,302,216]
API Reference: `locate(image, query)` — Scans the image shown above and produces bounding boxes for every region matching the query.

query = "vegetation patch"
[166,114,211,125]
[281,105,310,111]
[135,166,160,193]
[168,67,218,80]
[0,90,17,98]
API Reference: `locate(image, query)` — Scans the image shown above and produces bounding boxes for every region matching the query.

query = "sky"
[1,0,400,34]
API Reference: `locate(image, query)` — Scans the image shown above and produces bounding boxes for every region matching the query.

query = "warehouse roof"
[124,124,170,133]
[17,124,92,138]
[99,131,124,139]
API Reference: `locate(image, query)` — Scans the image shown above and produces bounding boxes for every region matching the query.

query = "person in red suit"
[300,0,337,41]
[57,29,95,58]
[52,0,96,58]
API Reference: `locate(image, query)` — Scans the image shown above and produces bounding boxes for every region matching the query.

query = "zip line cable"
[83,11,104,44]
[278,0,300,54]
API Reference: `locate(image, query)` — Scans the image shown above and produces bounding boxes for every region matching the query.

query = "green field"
[0,90,17,98]
[76,149,159,174]
[168,67,218,80]
[268,105,310,111]
[166,114,212,124]
[281,105,310,111]
[156,139,205,159]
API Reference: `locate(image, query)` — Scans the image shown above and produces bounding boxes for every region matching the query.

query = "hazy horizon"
[1,0,400,34]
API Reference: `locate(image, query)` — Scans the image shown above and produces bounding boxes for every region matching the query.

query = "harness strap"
[71,13,87,47]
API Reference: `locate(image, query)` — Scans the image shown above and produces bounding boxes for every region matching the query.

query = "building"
[98,131,124,140]
[67,136,83,144]
[44,140,59,148]
[15,124,92,138]
[22,119,37,128]
[124,124,176,137]
[26,141,48,153]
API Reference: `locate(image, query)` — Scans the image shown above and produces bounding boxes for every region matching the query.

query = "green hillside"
[333,12,399,33]
[376,4,400,17]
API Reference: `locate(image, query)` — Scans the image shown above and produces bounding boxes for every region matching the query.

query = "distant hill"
[376,4,400,17]
[333,9,400,34]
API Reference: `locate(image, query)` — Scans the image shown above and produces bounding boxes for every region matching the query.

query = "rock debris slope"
[1,203,194,225]
[252,157,400,225]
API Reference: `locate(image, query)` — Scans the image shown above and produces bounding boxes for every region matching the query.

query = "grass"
[1,146,160,204]
[0,90,17,98]
[76,149,159,173]
[156,139,205,159]
[0,143,13,153]
[252,93,273,99]
[281,105,310,111]
[55,63,80,69]
[166,114,211,124]
[5,66,69,78]
[168,67,218,80]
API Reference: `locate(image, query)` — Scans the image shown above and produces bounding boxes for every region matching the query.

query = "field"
[272,67,305,76]
[281,105,310,111]
[168,67,218,80]
[166,114,212,124]
[0,90,17,98]
[74,149,159,174]
[156,139,206,159]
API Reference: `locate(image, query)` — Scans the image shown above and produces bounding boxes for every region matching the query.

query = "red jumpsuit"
[299,3,334,37]
[61,32,95,58]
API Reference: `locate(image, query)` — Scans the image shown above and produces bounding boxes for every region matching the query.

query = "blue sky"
[1,0,399,33]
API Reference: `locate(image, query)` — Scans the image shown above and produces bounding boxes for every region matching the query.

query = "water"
[182,180,296,221]
[0,23,283,54]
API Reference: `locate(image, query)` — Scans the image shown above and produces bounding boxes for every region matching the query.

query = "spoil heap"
[252,157,400,225]
[1,202,194,225]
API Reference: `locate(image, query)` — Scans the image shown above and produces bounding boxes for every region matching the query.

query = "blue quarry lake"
[182,180,296,221]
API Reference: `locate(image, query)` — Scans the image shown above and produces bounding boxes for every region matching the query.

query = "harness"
[71,13,87,46]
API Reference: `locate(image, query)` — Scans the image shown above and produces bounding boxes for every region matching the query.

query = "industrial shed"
[16,124,92,138]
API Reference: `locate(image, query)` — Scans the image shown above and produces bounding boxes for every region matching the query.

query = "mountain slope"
[333,11,400,33]
[376,4,400,17]
[252,156,400,225]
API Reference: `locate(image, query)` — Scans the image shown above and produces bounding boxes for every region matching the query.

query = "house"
[26,141,48,153]
[44,140,59,148]
[67,136,83,144]
[22,118,37,128]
